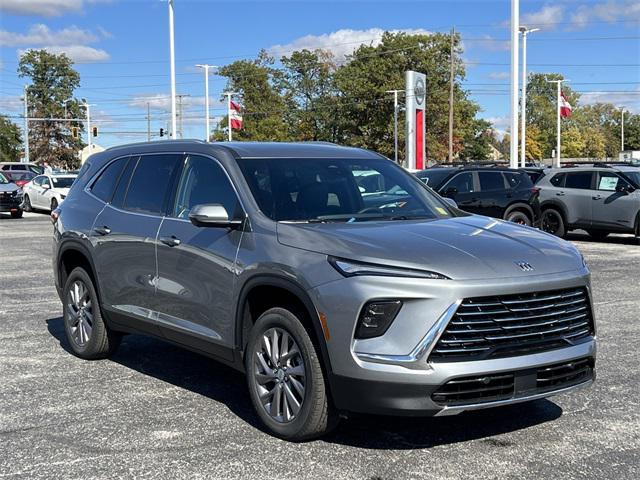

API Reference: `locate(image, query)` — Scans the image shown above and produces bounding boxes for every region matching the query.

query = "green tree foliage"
[562,126,586,158]
[625,113,640,151]
[18,50,85,169]
[0,115,23,162]
[459,119,492,161]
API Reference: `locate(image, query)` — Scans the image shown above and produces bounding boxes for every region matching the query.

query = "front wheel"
[505,210,531,226]
[245,307,338,441]
[23,194,32,212]
[541,208,566,238]
[62,267,121,359]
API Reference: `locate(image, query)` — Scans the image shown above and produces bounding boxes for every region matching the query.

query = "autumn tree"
[17,49,85,169]
[0,115,23,162]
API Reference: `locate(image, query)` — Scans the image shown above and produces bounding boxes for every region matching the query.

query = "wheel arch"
[503,202,534,221]
[57,241,101,301]
[541,200,569,225]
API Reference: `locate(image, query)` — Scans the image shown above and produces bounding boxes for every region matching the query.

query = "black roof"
[104,140,381,160]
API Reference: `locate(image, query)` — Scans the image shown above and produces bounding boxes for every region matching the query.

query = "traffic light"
[71,126,79,139]
[92,126,98,137]
[159,128,164,137]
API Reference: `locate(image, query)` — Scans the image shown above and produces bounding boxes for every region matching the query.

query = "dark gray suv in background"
[53,141,595,440]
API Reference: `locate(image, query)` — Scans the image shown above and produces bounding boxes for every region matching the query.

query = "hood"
[55,187,70,196]
[276,216,583,281]
[0,183,19,193]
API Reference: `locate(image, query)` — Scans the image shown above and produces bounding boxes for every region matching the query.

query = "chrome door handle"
[94,226,111,235]
[556,192,565,196]
[592,195,603,200]
[159,236,181,247]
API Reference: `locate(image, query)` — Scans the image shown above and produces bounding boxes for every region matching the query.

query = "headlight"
[329,256,449,280]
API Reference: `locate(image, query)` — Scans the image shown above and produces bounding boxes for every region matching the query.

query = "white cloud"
[580,87,640,113]
[472,35,510,52]
[485,115,511,134]
[488,72,510,80]
[570,1,640,29]
[0,0,83,17]
[0,24,102,47]
[18,45,110,62]
[0,96,24,113]
[128,94,225,112]
[267,28,432,62]
[521,5,564,29]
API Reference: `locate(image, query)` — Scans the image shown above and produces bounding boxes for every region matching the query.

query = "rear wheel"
[586,230,610,241]
[245,307,337,441]
[541,208,566,238]
[23,194,32,212]
[63,267,121,359]
[505,210,531,226]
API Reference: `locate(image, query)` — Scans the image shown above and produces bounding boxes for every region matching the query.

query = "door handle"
[556,192,565,196]
[94,226,111,236]
[159,236,181,247]
[592,195,603,200]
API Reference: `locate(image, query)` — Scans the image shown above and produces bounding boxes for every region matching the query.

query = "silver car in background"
[53,141,596,440]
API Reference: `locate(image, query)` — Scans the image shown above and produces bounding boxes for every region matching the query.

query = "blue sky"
[1,0,639,148]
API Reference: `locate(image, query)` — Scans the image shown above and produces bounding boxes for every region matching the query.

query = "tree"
[562,126,586,158]
[213,51,290,141]
[523,125,543,161]
[459,119,492,161]
[0,115,23,162]
[624,113,640,151]
[18,49,85,169]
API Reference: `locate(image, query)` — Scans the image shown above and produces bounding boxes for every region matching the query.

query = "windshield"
[5,171,35,181]
[0,172,8,184]
[29,165,44,174]
[51,176,76,188]
[622,170,640,187]
[416,169,453,188]
[238,157,455,222]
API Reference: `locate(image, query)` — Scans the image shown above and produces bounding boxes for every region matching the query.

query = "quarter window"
[550,173,565,187]
[564,172,593,189]
[123,154,181,215]
[172,155,239,219]
[90,157,128,203]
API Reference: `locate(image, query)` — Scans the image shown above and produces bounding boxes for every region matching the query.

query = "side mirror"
[443,197,458,209]
[188,204,243,228]
[616,184,633,194]
[443,186,458,197]
[42,184,50,190]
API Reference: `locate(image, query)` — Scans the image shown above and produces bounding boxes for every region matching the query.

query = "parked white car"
[22,174,76,212]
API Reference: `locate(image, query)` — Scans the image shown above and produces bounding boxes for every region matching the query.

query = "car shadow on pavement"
[46,316,563,449]
[566,232,638,245]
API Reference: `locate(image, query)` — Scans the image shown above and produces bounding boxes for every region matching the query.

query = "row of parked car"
[410,163,640,240]
[0,162,77,218]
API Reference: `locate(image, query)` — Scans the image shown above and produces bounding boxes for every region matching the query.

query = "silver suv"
[53,141,595,440]
[538,166,640,240]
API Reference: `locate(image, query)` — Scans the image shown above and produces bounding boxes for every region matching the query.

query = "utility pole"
[224,92,239,141]
[147,102,151,141]
[81,102,93,152]
[519,27,539,168]
[195,64,217,141]
[621,108,625,152]
[546,79,567,168]
[386,89,403,164]
[23,85,29,163]
[449,27,455,163]
[509,0,519,169]
[168,0,177,139]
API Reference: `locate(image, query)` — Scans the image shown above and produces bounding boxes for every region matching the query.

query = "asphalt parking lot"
[1,212,639,480]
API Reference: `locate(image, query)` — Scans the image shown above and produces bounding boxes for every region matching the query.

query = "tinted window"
[123,154,181,214]
[550,173,565,187]
[91,157,128,202]
[565,172,593,189]
[622,171,640,187]
[41,177,51,188]
[172,155,239,219]
[443,172,475,193]
[416,169,453,188]
[239,158,452,222]
[0,172,8,184]
[478,171,506,191]
[51,177,75,188]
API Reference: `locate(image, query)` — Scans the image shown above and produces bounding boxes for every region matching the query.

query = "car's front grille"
[431,357,594,407]
[431,372,515,406]
[429,287,594,361]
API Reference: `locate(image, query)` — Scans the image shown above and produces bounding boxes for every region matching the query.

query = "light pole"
[23,85,29,163]
[386,89,403,164]
[621,107,625,152]
[196,64,217,141]
[168,0,177,138]
[546,78,568,168]
[509,0,519,169]
[81,102,94,153]
[224,92,239,141]
[519,26,539,168]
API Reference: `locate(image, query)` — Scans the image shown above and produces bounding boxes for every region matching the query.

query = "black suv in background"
[415,167,541,226]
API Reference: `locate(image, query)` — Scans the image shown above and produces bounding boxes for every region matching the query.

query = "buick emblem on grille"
[515,261,535,272]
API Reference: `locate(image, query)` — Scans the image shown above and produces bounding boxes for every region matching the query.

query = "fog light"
[355,301,402,339]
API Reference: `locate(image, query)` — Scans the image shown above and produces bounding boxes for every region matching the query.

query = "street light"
[195,64,218,141]
[80,101,95,152]
[509,0,520,169]
[168,0,177,138]
[546,78,569,168]
[519,26,539,168]
[621,107,625,152]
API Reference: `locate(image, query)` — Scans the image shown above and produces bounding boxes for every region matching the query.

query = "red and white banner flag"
[560,92,572,118]
[230,101,243,130]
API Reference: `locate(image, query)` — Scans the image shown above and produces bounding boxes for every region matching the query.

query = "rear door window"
[565,172,593,189]
[478,171,507,191]
[122,154,182,215]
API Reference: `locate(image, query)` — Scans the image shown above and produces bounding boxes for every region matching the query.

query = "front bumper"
[309,267,596,415]
[0,194,23,212]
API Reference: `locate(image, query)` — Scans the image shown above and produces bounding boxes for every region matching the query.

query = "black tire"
[245,307,338,441]
[541,208,566,238]
[62,267,121,359]
[505,210,531,226]
[51,198,58,211]
[23,194,32,212]
[586,230,610,241]
[10,209,23,219]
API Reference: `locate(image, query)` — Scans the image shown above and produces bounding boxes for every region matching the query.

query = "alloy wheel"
[66,280,94,347]
[253,327,306,423]
[541,211,560,235]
